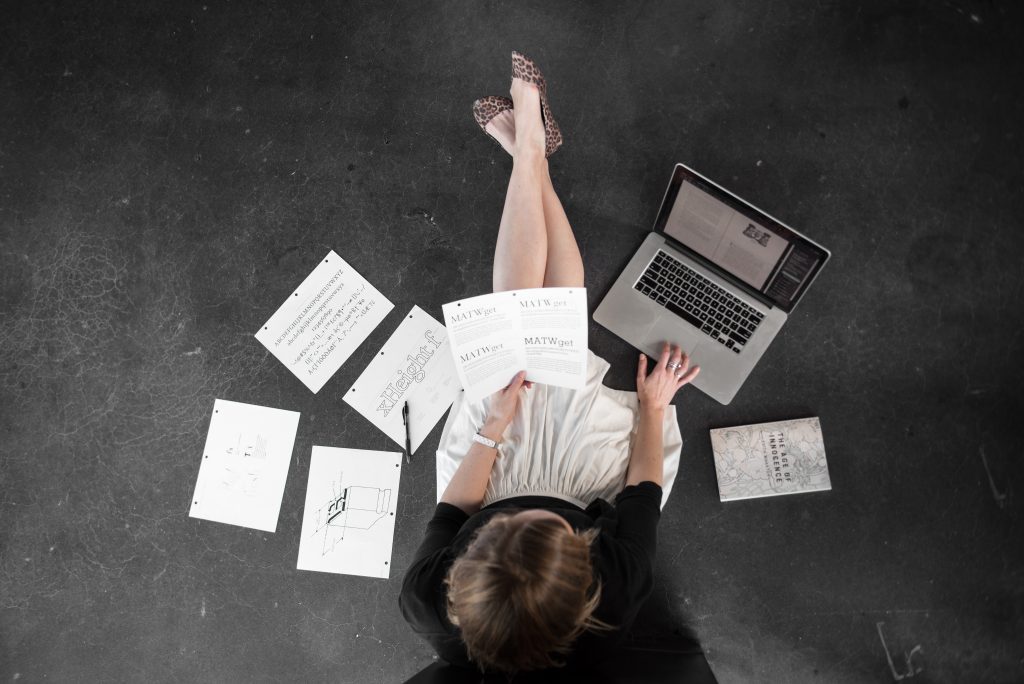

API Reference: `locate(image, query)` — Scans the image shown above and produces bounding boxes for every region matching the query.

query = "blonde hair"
[444,512,612,672]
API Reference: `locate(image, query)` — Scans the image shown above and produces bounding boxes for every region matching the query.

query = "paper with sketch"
[255,251,394,393]
[189,399,300,532]
[442,287,588,400]
[297,446,402,578]
[343,306,462,454]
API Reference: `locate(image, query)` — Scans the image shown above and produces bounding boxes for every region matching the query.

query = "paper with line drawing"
[255,250,394,393]
[296,446,402,578]
[189,399,300,532]
[343,306,462,454]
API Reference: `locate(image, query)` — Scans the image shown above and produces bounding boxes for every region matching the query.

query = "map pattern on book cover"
[710,417,830,501]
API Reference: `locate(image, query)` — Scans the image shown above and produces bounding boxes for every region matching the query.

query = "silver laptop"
[594,163,830,405]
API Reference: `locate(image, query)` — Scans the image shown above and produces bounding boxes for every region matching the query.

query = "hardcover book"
[710,417,831,502]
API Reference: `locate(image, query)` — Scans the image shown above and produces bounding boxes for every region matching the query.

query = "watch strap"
[472,431,499,449]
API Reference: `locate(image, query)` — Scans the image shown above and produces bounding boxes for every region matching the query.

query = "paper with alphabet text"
[343,306,462,454]
[255,251,393,393]
[189,399,300,532]
[441,288,588,401]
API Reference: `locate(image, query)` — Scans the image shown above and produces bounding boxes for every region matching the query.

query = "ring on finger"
[667,361,681,369]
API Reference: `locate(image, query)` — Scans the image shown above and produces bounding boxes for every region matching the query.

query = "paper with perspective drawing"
[297,446,402,578]
[343,306,462,454]
[255,250,394,393]
[441,287,588,400]
[189,399,300,532]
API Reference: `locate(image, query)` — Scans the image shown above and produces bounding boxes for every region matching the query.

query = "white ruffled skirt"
[435,350,682,510]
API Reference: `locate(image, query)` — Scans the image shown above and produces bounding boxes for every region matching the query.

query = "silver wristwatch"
[472,431,500,449]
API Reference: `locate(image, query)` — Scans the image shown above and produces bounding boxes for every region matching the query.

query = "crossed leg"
[492,80,583,293]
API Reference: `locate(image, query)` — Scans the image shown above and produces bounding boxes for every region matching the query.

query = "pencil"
[402,401,411,464]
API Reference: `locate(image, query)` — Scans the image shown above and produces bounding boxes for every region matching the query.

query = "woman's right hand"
[636,343,700,411]
[483,370,529,435]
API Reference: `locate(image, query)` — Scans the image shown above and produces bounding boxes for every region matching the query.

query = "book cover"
[710,417,831,502]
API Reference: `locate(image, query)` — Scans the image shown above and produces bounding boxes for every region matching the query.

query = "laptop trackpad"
[642,313,705,362]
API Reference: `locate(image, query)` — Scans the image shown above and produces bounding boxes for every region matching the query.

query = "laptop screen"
[655,167,829,312]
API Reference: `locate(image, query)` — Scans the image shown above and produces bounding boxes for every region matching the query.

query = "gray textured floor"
[2,1,1022,682]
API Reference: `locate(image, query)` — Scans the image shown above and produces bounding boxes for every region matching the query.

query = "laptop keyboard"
[634,250,765,354]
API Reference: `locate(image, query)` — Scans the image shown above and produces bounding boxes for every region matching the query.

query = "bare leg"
[492,79,548,292]
[540,169,584,288]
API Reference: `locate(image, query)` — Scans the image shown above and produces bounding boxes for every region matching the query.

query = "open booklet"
[441,288,588,401]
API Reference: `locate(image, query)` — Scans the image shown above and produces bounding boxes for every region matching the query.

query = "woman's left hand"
[483,370,530,434]
[636,343,700,411]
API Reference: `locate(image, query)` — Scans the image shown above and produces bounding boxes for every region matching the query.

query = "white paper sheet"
[296,446,402,578]
[442,288,589,400]
[343,306,462,454]
[189,399,300,532]
[255,251,394,393]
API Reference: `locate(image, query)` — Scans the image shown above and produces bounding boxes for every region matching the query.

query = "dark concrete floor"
[2,1,1023,682]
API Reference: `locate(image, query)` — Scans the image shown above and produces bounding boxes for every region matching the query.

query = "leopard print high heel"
[511,51,563,157]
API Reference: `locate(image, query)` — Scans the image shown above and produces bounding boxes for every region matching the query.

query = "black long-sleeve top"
[398,481,663,671]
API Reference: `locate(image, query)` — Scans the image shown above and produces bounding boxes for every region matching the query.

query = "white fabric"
[435,350,682,510]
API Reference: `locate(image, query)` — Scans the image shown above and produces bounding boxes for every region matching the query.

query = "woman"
[399,52,700,674]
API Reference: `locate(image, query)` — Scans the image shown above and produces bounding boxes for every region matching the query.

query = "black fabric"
[398,482,663,672]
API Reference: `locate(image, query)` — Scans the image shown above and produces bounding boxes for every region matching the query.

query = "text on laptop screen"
[663,180,821,306]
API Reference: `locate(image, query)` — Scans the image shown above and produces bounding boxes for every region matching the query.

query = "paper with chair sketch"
[441,287,588,401]
[343,306,462,454]
[189,399,300,532]
[255,250,394,394]
[296,446,402,579]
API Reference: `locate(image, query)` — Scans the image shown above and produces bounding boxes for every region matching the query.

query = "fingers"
[674,351,690,376]
[636,352,648,385]
[677,363,700,386]
[669,345,683,368]
[661,345,698,386]
[506,370,527,393]
[656,342,671,370]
